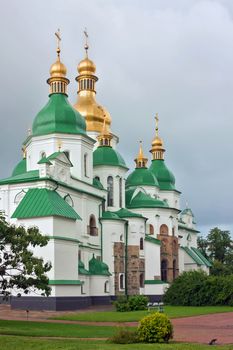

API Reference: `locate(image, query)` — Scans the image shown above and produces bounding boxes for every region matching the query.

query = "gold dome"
[150,114,165,160]
[135,141,148,168]
[78,57,96,75]
[50,59,67,78]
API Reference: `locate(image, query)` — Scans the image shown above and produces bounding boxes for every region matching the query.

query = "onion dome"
[93,120,127,169]
[149,114,176,190]
[32,31,86,137]
[126,189,168,209]
[126,142,159,188]
[89,254,111,275]
[12,147,27,176]
[73,32,111,132]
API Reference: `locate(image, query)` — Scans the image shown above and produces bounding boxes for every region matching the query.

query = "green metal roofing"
[38,157,52,165]
[191,247,212,267]
[178,224,200,233]
[114,208,145,219]
[0,170,40,185]
[144,280,167,284]
[145,235,161,245]
[150,159,176,191]
[12,188,82,220]
[93,177,104,190]
[181,246,204,266]
[32,93,86,137]
[12,158,27,177]
[126,167,159,188]
[89,254,111,276]
[126,190,169,209]
[181,208,194,217]
[78,260,90,275]
[93,146,128,169]
[101,211,125,221]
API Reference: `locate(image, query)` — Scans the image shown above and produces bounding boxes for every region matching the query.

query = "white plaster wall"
[144,283,169,295]
[179,228,198,248]
[89,275,110,296]
[145,241,161,280]
[158,190,180,209]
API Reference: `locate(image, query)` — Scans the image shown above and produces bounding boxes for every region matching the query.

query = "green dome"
[32,94,86,137]
[93,146,128,169]
[126,189,168,209]
[12,158,26,177]
[150,159,176,190]
[126,167,159,188]
[89,254,111,276]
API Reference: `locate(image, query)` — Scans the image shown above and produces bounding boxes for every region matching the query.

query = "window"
[120,234,123,242]
[119,177,122,208]
[119,273,124,290]
[95,176,100,182]
[78,250,81,261]
[40,151,46,159]
[84,153,88,177]
[149,224,154,235]
[89,215,98,236]
[173,259,176,280]
[107,176,114,206]
[14,190,26,205]
[140,237,144,250]
[172,227,175,236]
[161,259,168,282]
[160,224,168,235]
[140,273,144,288]
[104,281,109,293]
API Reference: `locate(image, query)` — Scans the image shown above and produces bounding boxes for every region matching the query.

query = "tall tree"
[0,214,51,298]
[207,227,232,263]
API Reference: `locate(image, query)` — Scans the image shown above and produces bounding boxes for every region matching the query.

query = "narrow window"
[119,273,124,290]
[161,259,168,282]
[140,237,144,250]
[149,224,154,235]
[104,281,109,293]
[173,259,176,280]
[89,215,97,236]
[160,224,168,235]
[84,153,88,177]
[107,176,114,206]
[119,177,122,208]
[140,273,144,288]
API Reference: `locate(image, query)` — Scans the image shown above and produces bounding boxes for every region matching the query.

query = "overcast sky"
[0,0,233,235]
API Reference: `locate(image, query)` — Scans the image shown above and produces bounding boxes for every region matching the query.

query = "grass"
[51,305,233,322]
[0,319,128,338]
[0,336,233,350]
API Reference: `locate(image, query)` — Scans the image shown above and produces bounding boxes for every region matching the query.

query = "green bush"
[114,295,149,312]
[164,270,233,306]
[137,312,173,343]
[109,328,139,344]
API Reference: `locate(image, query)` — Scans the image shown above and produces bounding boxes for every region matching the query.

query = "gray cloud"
[0,0,233,233]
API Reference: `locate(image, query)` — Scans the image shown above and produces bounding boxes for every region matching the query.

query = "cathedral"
[0,33,211,310]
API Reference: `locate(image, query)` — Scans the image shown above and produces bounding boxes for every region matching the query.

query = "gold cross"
[155,112,159,137]
[55,29,61,57]
[84,28,89,56]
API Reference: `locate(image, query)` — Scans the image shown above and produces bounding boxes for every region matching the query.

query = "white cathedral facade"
[0,38,211,310]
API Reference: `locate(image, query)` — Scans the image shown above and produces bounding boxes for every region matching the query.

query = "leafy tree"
[207,227,232,263]
[0,214,51,299]
[197,236,208,259]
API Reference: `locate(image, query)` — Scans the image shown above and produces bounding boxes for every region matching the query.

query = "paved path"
[0,305,233,344]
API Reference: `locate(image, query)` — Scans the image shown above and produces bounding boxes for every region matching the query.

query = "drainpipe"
[124,221,129,297]
[98,199,105,261]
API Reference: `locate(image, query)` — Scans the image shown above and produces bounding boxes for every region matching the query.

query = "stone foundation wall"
[113,242,125,295]
[158,234,179,283]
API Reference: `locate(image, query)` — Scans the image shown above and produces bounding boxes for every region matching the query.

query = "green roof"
[126,167,159,188]
[178,224,200,233]
[101,211,125,221]
[89,254,111,276]
[93,146,128,169]
[150,159,176,191]
[126,190,169,209]
[12,188,81,220]
[38,157,52,165]
[12,158,27,177]
[191,247,212,267]
[145,235,161,245]
[114,208,145,219]
[181,246,204,266]
[0,170,40,185]
[78,260,90,275]
[32,93,86,137]
[144,280,167,285]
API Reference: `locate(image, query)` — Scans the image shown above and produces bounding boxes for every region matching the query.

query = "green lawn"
[0,319,127,338]
[51,305,233,322]
[0,336,233,350]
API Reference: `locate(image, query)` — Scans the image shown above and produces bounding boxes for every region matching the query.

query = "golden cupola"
[135,141,148,168]
[47,29,69,95]
[150,113,165,160]
[97,117,113,147]
[73,31,111,133]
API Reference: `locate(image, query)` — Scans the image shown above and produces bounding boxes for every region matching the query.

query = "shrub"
[128,295,148,311]
[137,312,173,343]
[109,328,139,344]
[114,295,149,312]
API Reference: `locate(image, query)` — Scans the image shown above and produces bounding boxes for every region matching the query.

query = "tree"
[0,214,51,299]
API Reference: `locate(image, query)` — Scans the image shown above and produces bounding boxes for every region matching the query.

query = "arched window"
[84,153,88,177]
[119,177,122,208]
[95,176,100,182]
[107,176,114,206]
[149,224,154,235]
[89,215,97,236]
[120,234,123,242]
[40,151,46,159]
[140,237,144,250]
[119,273,124,290]
[161,259,168,282]
[173,259,176,280]
[104,281,109,293]
[160,224,169,236]
[140,273,144,288]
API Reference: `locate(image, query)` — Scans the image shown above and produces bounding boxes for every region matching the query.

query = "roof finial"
[57,139,62,152]
[135,140,148,168]
[84,28,89,57]
[22,145,27,159]
[155,112,159,137]
[55,28,61,60]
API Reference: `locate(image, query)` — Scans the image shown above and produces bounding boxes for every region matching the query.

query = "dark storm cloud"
[0,0,233,232]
